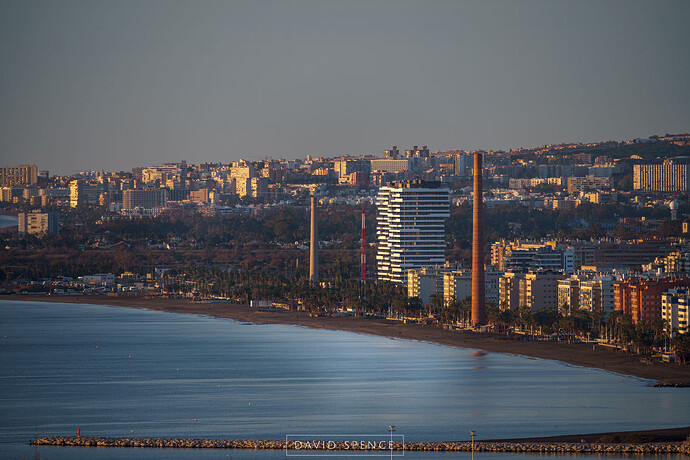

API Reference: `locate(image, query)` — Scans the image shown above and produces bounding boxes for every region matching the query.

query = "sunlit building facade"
[376,181,449,286]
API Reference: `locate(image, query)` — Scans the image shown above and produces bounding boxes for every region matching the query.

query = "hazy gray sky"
[1,0,689,175]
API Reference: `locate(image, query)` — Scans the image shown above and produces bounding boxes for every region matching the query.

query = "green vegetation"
[160,265,406,317]
[2,197,686,282]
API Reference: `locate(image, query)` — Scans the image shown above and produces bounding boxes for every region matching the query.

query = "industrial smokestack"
[472,153,486,326]
[361,207,366,283]
[309,196,318,283]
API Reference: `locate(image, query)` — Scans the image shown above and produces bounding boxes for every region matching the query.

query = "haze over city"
[2,0,689,175]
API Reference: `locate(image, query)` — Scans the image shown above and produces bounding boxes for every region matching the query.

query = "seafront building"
[407,263,461,305]
[498,271,526,311]
[579,276,616,316]
[524,270,568,310]
[497,270,569,312]
[443,268,502,306]
[661,288,689,335]
[376,180,450,286]
[614,277,690,324]
[557,275,585,315]
[557,273,617,317]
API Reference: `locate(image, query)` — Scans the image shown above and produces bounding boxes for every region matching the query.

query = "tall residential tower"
[376,180,450,286]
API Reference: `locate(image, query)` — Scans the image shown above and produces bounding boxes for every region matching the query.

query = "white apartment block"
[662,288,690,335]
[376,181,449,286]
[634,160,688,192]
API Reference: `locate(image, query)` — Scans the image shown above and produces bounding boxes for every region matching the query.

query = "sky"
[1,0,689,175]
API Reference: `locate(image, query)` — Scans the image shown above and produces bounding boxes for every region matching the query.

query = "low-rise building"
[83,273,116,284]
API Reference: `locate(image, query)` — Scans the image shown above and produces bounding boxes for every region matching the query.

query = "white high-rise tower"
[376,180,450,286]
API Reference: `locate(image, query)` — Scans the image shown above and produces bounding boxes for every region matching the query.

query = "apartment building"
[661,288,689,335]
[633,160,688,192]
[0,164,38,187]
[18,211,59,236]
[376,181,450,286]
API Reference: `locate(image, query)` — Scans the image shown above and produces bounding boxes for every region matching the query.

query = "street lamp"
[388,425,395,460]
[469,430,476,460]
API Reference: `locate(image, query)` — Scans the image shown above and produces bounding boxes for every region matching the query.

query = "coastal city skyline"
[2,0,690,457]
[3,131,690,337]
[3,132,690,456]
[2,0,690,174]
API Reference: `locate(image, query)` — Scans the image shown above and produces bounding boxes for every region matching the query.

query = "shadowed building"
[0,164,37,187]
[123,188,165,209]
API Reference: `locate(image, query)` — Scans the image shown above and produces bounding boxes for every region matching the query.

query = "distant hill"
[569,141,690,163]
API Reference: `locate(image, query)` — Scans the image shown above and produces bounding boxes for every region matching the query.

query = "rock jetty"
[30,436,690,455]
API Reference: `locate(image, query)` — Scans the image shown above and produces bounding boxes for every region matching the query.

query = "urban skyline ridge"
[5,129,689,176]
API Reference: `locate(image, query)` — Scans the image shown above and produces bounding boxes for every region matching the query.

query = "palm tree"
[590,309,605,340]
[533,308,560,336]
[429,293,444,323]
[671,333,690,364]
[606,310,626,344]
[458,297,471,328]
[650,319,668,352]
[516,305,534,336]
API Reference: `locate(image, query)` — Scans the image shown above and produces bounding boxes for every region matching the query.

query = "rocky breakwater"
[31,437,284,449]
[403,441,687,454]
[30,436,690,455]
[682,440,690,455]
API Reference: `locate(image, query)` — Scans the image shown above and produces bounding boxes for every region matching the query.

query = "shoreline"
[5,294,690,386]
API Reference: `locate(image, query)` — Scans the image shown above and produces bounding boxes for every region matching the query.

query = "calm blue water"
[1,300,689,459]
[0,215,17,229]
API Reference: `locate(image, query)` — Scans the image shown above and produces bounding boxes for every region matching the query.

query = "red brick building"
[614,277,690,324]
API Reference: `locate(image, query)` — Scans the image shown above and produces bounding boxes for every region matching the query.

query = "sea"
[1,300,688,460]
[0,215,17,229]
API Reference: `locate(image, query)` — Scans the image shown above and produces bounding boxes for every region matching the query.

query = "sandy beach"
[6,294,690,386]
